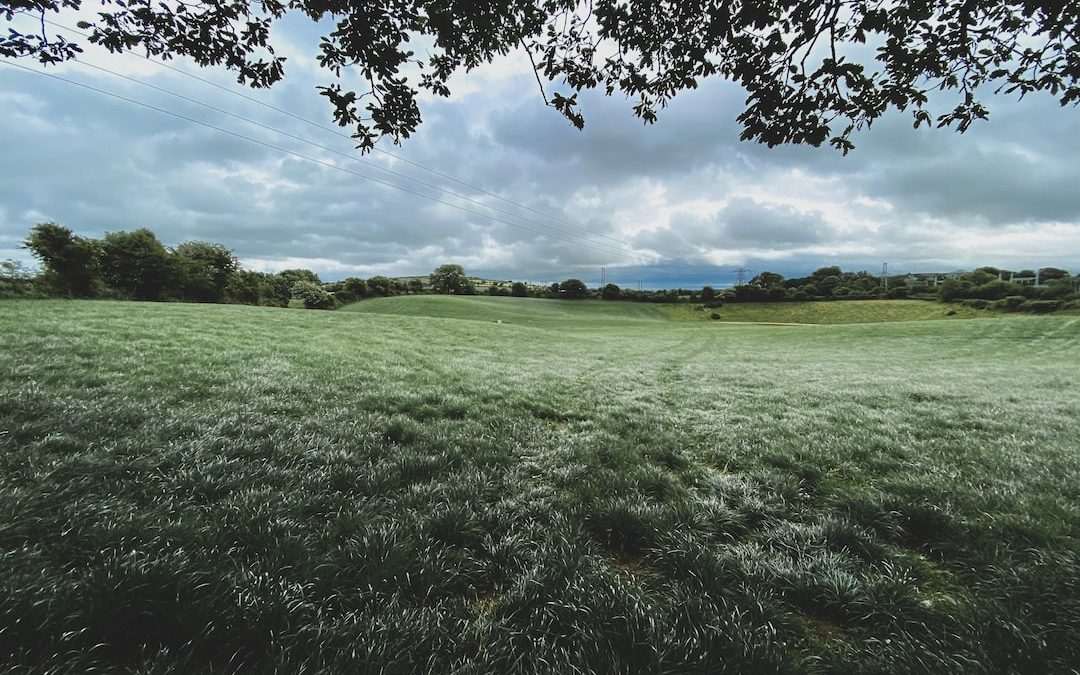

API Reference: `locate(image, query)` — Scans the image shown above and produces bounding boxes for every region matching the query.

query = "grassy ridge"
[699,298,987,323]
[343,296,988,325]
[341,294,676,326]
[1,299,1078,672]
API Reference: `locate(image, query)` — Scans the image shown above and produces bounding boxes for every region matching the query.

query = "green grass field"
[2,297,1078,672]
[343,296,988,325]
[341,294,679,326]
[692,298,987,323]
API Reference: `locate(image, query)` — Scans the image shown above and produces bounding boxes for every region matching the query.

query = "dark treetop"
[2,0,1078,152]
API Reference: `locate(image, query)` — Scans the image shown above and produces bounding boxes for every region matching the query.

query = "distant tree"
[0,258,34,297]
[1040,267,1070,281]
[811,266,843,281]
[547,282,561,298]
[430,264,469,295]
[227,269,274,305]
[968,279,1022,300]
[749,271,785,287]
[344,277,370,299]
[277,268,321,288]
[1039,278,1074,299]
[601,283,621,300]
[291,280,335,309]
[938,278,970,302]
[99,228,170,300]
[23,222,100,297]
[407,278,424,294]
[849,272,879,292]
[700,286,717,302]
[367,275,393,296]
[733,284,770,302]
[256,273,291,306]
[561,278,588,299]
[964,269,997,286]
[511,281,528,297]
[174,241,239,302]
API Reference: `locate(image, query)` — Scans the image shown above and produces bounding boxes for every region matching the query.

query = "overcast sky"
[2,12,1079,288]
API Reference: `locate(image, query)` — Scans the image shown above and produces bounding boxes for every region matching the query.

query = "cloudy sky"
[2,11,1079,288]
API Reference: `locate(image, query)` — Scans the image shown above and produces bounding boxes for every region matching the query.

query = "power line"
[62,58,652,264]
[29,14,643,254]
[0,58,656,264]
[6,13,752,281]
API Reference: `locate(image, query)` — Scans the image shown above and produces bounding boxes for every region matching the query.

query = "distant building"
[1009,272,1042,287]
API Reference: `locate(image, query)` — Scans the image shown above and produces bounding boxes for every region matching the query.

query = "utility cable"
[0,58,656,264]
[66,58,652,263]
[30,14,643,253]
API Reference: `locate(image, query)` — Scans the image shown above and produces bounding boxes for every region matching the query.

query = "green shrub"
[291,280,335,309]
[1027,300,1061,314]
[996,295,1029,311]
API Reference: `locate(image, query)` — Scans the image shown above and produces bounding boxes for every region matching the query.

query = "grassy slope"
[341,294,675,327]
[344,296,987,325]
[694,299,986,323]
[2,299,1079,672]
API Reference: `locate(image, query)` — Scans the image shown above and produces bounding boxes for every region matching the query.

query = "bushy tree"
[811,266,843,281]
[750,272,784,288]
[10,0,1079,154]
[99,228,170,300]
[291,280,334,309]
[226,269,277,305]
[1040,267,1071,281]
[23,222,99,297]
[938,278,971,303]
[430,264,470,295]
[367,275,393,297]
[601,283,621,300]
[510,281,528,297]
[561,278,588,299]
[174,241,238,302]
[0,258,34,297]
[275,268,320,288]
[343,277,370,300]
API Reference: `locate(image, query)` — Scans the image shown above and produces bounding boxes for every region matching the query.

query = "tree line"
[5,224,1076,313]
[712,265,1078,312]
[4,223,426,308]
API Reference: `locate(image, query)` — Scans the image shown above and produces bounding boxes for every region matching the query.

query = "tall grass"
[1,299,1078,672]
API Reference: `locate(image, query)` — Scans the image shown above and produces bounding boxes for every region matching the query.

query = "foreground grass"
[1,299,1078,673]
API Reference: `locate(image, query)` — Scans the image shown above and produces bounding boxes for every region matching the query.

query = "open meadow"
[1,297,1078,673]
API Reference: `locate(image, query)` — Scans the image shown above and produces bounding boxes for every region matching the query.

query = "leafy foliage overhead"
[3,0,1077,152]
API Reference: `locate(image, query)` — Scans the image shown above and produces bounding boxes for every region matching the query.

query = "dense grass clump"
[1,298,1078,672]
